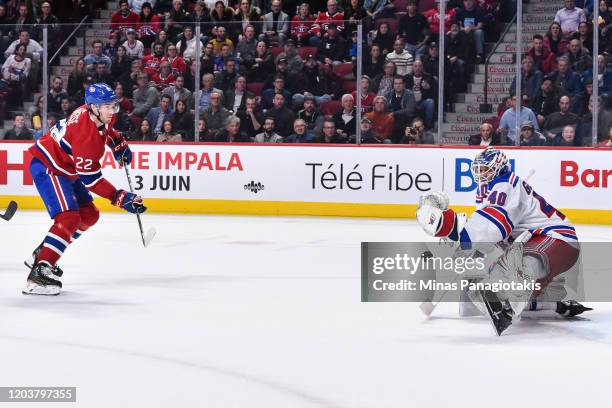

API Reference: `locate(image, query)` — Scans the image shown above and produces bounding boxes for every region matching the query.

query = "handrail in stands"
[49,15,89,65]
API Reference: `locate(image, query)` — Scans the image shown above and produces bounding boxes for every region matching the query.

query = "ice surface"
[1,211,611,408]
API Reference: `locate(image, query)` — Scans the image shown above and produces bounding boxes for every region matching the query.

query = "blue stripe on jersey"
[459,229,472,250]
[44,235,67,253]
[59,138,73,156]
[512,176,519,187]
[475,209,509,239]
[490,205,515,229]
[558,232,578,240]
[78,171,102,187]
[542,224,576,233]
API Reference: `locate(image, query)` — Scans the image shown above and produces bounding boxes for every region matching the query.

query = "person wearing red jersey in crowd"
[352,75,375,113]
[151,61,176,91]
[142,42,165,77]
[160,43,187,77]
[291,3,316,46]
[424,0,456,37]
[25,83,147,296]
[110,0,140,40]
[137,2,161,49]
[311,0,345,45]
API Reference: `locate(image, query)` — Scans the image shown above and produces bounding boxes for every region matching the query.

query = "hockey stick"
[0,200,17,221]
[123,162,156,248]
[419,169,536,317]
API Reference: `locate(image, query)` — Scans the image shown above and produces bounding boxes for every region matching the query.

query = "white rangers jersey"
[458,172,577,244]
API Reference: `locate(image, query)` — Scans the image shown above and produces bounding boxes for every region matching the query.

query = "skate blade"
[22,281,60,296]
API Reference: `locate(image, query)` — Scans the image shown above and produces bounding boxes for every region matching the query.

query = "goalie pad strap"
[435,209,456,238]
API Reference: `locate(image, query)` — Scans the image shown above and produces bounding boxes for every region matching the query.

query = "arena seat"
[270,47,284,58]
[342,80,357,94]
[319,100,342,116]
[333,63,354,77]
[246,82,265,96]
[297,46,317,60]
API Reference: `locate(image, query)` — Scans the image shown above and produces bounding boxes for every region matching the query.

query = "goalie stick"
[0,200,17,221]
[419,169,536,317]
[123,162,156,248]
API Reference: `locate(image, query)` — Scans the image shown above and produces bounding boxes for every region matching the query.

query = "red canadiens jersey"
[29,105,121,201]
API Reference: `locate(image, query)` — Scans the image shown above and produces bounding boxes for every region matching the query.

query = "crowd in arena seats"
[1,0,612,146]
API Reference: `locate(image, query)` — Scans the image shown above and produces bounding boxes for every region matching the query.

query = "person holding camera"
[400,117,434,144]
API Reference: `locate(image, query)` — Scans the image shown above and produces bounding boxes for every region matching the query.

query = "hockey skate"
[478,290,514,336]
[22,263,62,296]
[24,242,64,278]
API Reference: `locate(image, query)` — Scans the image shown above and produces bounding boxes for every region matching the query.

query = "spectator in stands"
[316,23,346,65]
[541,95,579,142]
[510,56,543,104]
[313,0,345,38]
[291,3,315,46]
[35,2,60,54]
[497,94,539,143]
[527,34,556,75]
[151,60,176,90]
[120,59,141,99]
[33,112,59,140]
[401,117,435,144]
[177,26,204,61]
[93,62,113,85]
[196,73,224,111]
[111,0,140,40]
[4,113,33,140]
[286,118,315,143]
[547,56,584,104]
[545,22,569,56]
[236,25,258,63]
[2,43,30,109]
[111,46,132,87]
[519,121,547,146]
[214,44,240,73]
[298,55,338,104]
[297,95,324,135]
[262,75,292,109]
[549,124,577,146]
[332,94,356,140]
[531,77,561,127]
[405,60,436,129]
[202,91,231,137]
[200,43,216,75]
[104,33,120,60]
[584,55,612,99]
[597,129,612,147]
[115,82,134,114]
[255,116,283,142]
[373,61,395,97]
[129,118,156,142]
[157,119,182,142]
[398,0,429,60]
[0,6,11,58]
[191,1,213,43]
[4,30,42,86]
[216,116,248,142]
[142,42,165,77]
[137,2,161,49]
[71,75,94,107]
[214,58,239,92]
[171,99,194,137]
[573,77,595,117]
[455,0,486,62]
[316,118,343,143]
[362,44,384,79]
[67,58,87,98]
[565,38,592,75]
[266,93,294,136]
[554,0,586,37]
[372,23,394,56]
[11,3,35,37]
[162,74,193,110]
[210,26,234,55]
[345,0,367,36]
[424,0,456,37]
[167,0,191,42]
[146,94,174,134]
[353,75,375,113]
[385,76,417,128]
[129,0,152,15]
[445,22,468,92]
[47,76,68,113]
[59,97,73,119]
[366,96,394,143]
[210,1,234,31]
[421,42,442,76]
[224,75,253,113]
[260,0,289,47]
[572,22,593,55]
[578,96,612,145]
[385,38,413,77]
[359,117,379,143]
[198,118,213,141]
[276,39,303,76]
[124,28,144,58]
[237,96,264,137]
[155,30,171,51]
[244,41,274,82]
[29,96,44,133]
[131,72,160,119]
[468,122,501,146]
[233,1,260,41]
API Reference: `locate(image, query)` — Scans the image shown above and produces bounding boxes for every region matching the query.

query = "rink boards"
[0,141,611,224]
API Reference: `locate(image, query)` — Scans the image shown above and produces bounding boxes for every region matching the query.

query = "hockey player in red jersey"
[24,83,147,296]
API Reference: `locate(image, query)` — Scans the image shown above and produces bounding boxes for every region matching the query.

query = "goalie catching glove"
[416,191,467,241]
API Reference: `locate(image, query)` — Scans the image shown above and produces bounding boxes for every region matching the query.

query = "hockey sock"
[37,211,81,267]
[71,203,100,242]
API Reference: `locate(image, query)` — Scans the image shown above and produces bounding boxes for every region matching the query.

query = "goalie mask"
[471,148,509,185]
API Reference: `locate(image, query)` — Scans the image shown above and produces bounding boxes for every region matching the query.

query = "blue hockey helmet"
[471,147,509,185]
[85,83,119,107]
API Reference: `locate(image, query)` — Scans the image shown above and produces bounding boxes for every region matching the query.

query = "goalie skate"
[478,290,514,336]
[22,264,62,296]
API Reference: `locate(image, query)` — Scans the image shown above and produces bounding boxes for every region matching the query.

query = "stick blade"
[1,200,17,221]
[419,301,435,317]
[143,228,156,248]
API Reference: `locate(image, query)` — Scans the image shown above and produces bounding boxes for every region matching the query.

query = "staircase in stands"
[442,0,558,143]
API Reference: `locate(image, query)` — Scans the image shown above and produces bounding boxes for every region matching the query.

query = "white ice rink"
[1,211,611,408]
